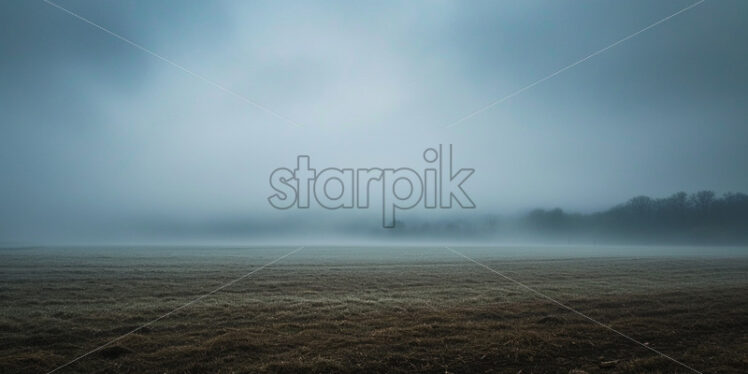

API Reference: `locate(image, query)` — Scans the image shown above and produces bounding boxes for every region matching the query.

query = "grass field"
[1,246,747,373]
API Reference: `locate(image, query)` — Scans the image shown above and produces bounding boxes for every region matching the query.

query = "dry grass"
[1,246,747,373]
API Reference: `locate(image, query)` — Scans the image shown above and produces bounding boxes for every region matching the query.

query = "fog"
[1,0,747,244]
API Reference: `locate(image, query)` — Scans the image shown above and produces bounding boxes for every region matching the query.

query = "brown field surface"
[1,246,747,373]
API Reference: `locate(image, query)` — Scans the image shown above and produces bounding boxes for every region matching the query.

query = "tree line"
[525,191,748,244]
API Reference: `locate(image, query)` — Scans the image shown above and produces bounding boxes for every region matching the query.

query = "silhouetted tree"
[522,191,748,244]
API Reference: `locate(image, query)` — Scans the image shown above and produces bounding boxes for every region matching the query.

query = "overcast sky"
[1,0,747,243]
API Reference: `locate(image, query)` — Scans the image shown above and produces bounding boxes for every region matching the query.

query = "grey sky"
[1,0,747,243]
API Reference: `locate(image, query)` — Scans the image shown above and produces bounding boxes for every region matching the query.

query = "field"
[1,246,747,373]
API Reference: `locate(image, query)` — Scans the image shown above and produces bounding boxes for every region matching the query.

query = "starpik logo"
[268,145,475,227]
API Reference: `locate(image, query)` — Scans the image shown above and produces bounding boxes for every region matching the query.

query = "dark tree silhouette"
[523,191,748,244]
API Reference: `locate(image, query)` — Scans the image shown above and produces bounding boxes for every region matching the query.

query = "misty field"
[1,246,747,373]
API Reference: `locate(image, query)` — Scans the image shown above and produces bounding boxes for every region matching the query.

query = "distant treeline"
[524,191,748,244]
[379,191,748,244]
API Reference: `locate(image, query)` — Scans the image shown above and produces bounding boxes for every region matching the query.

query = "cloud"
[1,0,747,243]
